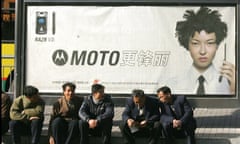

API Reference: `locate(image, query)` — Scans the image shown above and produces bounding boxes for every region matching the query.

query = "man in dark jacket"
[157,86,196,144]
[119,89,161,144]
[49,82,83,144]
[78,84,114,144]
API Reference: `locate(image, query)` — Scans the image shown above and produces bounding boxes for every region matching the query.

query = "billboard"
[25,5,236,96]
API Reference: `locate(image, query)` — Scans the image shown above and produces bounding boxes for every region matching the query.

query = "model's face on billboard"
[188,30,218,73]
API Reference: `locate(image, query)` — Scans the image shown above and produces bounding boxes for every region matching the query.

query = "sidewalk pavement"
[43,106,240,144]
[193,108,240,144]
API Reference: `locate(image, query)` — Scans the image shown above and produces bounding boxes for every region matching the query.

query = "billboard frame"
[15,0,240,107]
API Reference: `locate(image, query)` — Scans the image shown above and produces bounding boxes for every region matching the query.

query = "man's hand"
[49,136,55,144]
[139,120,147,128]
[173,119,182,128]
[88,119,98,129]
[127,119,135,127]
[29,116,40,120]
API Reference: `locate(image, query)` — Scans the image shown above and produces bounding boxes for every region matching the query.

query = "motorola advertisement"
[26,6,236,95]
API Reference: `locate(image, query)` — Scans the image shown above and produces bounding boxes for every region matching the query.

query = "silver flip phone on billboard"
[36,11,48,34]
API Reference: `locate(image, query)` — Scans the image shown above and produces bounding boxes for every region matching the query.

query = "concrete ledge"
[3,106,239,144]
[2,133,233,144]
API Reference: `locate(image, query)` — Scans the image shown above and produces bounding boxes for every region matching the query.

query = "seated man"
[119,89,161,144]
[78,84,114,144]
[49,82,83,144]
[9,85,45,144]
[1,91,12,135]
[157,86,196,144]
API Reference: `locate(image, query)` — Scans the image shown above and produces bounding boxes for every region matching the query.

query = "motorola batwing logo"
[52,49,68,66]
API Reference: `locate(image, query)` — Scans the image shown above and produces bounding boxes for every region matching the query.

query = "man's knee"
[9,120,18,126]
[79,120,88,130]
[69,120,78,126]
[31,119,43,125]
[161,122,171,130]
[52,117,64,127]
[9,120,23,130]
[100,120,112,130]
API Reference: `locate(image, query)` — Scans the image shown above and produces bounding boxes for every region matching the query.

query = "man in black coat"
[119,89,161,144]
[157,86,196,144]
[78,84,114,144]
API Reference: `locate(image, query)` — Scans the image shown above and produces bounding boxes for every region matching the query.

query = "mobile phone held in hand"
[219,43,226,83]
